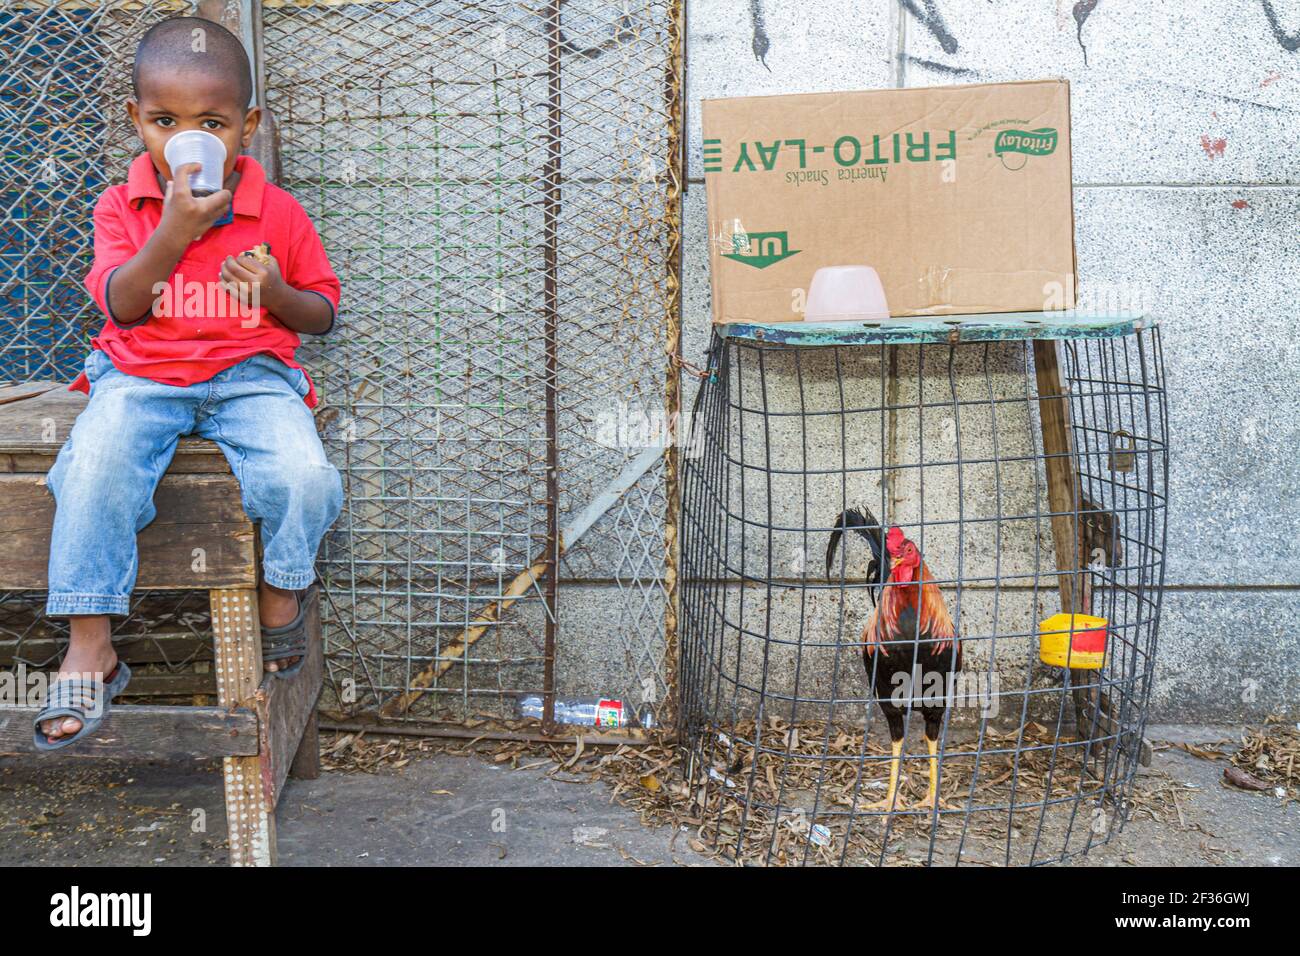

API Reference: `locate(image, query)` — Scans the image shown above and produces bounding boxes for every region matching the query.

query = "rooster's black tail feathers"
[825,506,886,586]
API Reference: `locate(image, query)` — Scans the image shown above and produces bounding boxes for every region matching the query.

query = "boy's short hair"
[132,16,253,110]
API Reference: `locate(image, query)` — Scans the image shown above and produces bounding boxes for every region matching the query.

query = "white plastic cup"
[804,265,891,322]
[163,130,227,197]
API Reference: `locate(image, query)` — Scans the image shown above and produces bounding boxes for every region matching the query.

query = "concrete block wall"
[680,0,1300,721]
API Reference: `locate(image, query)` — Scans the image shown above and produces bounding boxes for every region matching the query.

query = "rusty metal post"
[541,0,563,736]
[659,0,685,734]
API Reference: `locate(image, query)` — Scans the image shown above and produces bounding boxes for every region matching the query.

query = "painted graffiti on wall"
[749,0,771,70]
[899,0,958,54]
[1073,0,1100,66]
[1260,0,1300,52]
[739,0,1298,73]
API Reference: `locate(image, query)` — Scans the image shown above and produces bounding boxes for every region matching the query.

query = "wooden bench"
[0,382,323,866]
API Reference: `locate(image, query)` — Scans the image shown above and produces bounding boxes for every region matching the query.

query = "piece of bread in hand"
[241,242,272,265]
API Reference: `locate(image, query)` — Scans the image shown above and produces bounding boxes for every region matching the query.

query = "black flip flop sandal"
[261,585,318,679]
[33,661,132,752]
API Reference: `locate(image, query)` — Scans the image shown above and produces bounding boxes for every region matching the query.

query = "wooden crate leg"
[289,710,320,780]
[212,587,276,867]
[1032,339,1084,616]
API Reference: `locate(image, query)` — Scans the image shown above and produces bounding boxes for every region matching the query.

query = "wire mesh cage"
[0,0,683,733]
[678,315,1168,866]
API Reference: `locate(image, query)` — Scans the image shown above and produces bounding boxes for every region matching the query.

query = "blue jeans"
[45,350,343,617]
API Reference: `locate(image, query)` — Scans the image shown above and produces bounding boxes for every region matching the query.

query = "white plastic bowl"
[803,265,890,322]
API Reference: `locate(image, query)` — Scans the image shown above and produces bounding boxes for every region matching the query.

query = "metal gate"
[0,1,683,733]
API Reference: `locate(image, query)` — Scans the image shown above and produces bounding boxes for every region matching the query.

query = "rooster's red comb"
[886,526,906,556]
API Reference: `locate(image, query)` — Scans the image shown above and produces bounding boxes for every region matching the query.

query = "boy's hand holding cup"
[161,162,232,244]
[160,130,232,244]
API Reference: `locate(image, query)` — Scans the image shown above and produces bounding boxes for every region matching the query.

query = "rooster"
[826,507,961,811]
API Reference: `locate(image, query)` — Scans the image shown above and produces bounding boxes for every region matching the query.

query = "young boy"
[35,16,343,748]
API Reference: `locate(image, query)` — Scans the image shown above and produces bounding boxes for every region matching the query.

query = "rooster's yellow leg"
[914,736,945,811]
[866,740,904,811]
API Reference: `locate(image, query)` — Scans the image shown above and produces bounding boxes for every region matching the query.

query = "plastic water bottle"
[517,694,649,729]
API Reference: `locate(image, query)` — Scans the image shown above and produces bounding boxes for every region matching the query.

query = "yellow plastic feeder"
[1038,613,1108,670]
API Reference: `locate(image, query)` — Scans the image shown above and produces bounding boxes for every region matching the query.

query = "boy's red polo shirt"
[72,153,340,408]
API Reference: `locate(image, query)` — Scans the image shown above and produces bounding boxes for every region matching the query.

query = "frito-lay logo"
[994,127,1058,168]
[722,230,800,269]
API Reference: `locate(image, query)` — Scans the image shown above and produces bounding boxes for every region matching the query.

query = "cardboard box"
[702,79,1077,324]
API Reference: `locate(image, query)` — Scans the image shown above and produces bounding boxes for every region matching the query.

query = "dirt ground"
[0,723,1294,866]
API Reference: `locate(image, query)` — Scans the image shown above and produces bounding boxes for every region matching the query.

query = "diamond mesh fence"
[1,0,187,379]
[0,0,683,733]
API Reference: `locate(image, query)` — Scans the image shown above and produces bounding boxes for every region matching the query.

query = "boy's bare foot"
[258,581,301,673]
[40,616,117,742]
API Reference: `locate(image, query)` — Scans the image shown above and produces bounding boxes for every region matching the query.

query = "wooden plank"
[0,383,59,406]
[0,633,213,668]
[0,449,230,474]
[198,0,258,100]
[211,587,276,867]
[0,473,256,590]
[2,650,216,698]
[1032,339,1084,614]
[0,703,258,757]
[289,711,321,781]
[0,384,231,468]
[0,388,93,455]
[249,0,268,114]
[246,2,284,191]
[260,588,323,802]
[1030,344,1155,764]
[246,102,283,187]
[117,672,217,696]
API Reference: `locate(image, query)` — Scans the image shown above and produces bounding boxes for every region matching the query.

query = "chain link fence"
[0,0,682,732]
[1,0,187,378]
